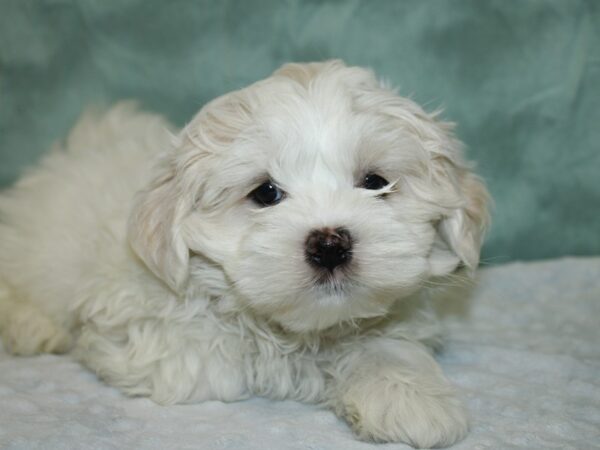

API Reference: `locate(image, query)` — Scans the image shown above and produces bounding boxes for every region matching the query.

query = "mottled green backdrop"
[1,0,599,263]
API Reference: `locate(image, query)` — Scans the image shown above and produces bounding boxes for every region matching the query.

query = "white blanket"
[1,258,599,449]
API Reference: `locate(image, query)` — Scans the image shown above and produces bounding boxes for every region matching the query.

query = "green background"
[1,0,599,264]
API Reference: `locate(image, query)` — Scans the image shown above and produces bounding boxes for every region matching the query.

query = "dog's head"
[128,61,489,333]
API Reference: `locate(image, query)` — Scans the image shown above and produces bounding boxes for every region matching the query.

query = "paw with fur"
[335,368,468,448]
[1,303,72,355]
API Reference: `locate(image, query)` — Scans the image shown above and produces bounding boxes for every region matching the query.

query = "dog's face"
[128,61,489,333]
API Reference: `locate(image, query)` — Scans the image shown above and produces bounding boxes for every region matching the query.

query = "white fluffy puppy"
[0,61,488,448]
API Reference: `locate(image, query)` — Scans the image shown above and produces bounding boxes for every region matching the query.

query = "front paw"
[336,372,468,448]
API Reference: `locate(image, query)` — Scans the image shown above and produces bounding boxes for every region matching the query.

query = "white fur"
[0,61,489,448]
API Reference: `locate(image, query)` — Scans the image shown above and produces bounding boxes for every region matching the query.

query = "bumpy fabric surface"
[0,257,598,449]
[0,1,599,262]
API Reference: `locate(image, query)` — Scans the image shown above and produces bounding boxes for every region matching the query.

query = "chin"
[0,60,489,448]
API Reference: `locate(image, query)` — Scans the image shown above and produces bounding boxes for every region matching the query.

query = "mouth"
[311,266,354,294]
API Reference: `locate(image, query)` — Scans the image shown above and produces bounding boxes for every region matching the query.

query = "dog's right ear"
[127,158,191,293]
[127,91,253,292]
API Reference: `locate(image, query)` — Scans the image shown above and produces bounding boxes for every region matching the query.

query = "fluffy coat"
[0,61,489,448]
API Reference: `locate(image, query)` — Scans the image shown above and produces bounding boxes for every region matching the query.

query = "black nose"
[305,227,353,271]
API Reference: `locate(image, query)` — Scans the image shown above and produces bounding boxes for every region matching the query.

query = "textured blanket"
[1,257,599,449]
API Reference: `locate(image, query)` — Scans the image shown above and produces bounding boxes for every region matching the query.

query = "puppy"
[0,61,488,448]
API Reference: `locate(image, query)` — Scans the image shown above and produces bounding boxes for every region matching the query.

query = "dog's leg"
[327,337,468,448]
[74,317,248,405]
[0,286,73,355]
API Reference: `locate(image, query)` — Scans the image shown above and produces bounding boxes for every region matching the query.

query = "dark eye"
[249,180,284,206]
[362,173,389,190]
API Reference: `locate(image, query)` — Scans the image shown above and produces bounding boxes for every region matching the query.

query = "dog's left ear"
[428,162,490,277]
[127,159,191,292]
[375,91,490,277]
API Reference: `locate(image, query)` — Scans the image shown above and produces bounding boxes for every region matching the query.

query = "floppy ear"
[375,96,490,277]
[127,159,191,292]
[429,165,490,276]
[373,91,491,277]
[126,90,254,292]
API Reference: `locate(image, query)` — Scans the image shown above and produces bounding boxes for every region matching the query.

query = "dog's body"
[0,61,488,448]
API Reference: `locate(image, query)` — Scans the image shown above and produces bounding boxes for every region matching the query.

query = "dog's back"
[0,103,173,354]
